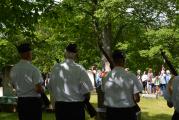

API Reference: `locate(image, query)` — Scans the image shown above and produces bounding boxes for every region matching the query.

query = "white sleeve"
[79,68,93,95]
[130,72,143,94]
[32,67,43,85]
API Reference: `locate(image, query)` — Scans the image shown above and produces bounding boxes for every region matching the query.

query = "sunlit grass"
[0,94,174,120]
[139,96,173,120]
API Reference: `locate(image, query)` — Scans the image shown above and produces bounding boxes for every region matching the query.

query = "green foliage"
[0,39,18,68]
[1,0,179,73]
[0,0,54,37]
[143,28,179,72]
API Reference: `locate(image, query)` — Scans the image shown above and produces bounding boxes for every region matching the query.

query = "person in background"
[159,69,167,96]
[136,69,142,86]
[10,43,44,120]
[165,70,172,84]
[48,43,94,120]
[43,73,55,111]
[95,69,102,88]
[147,68,153,94]
[141,71,148,94]
[153,73,160,95]
[103,50,143,120]
[91,64,98,88]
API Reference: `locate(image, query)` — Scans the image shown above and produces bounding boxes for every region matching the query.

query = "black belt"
[55,101,83,104]
[18,97,41,101]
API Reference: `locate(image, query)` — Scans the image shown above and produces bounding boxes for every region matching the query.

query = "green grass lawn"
[139,96,173,120]
[0,94,174,120]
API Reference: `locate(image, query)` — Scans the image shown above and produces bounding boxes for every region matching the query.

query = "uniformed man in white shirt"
[48,43,94,120]
[103,50,143,120]
[10,43,44,120]
[164,76,179,120]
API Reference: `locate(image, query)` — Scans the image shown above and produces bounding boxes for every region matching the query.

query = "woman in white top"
[141,71,148,93]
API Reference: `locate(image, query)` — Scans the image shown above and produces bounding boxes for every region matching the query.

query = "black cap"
[17,43,32,53]
[66,43,77,53]
[112,50,125,60]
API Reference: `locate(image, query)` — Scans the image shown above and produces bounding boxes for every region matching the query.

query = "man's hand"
[133,93,140,103]
[35,83,44,93]
[167,101,173,108]
[84,92,90,101]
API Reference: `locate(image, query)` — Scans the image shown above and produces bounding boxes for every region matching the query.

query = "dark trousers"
[106,106,136,120]
[17,97,42,120]
[55,101,85,120]
[172,110,179,120]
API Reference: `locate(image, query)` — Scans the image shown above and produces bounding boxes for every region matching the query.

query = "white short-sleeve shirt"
[103,67,143,108]
[141,74,148,82]
[10,60,43,97]
[48,59,93,102]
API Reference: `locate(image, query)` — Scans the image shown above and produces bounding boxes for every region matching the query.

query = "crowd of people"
[138,67,172,96]
[0,42,178,120]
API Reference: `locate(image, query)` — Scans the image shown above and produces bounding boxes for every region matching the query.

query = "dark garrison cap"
[112,50,125,60]
[66,43,77,53]
[17,43,32,53]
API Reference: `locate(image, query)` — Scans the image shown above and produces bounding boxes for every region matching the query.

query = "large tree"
[1,0,179,73]
[37,0,179,72]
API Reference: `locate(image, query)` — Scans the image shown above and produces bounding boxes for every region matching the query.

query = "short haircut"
[65,43,77,53]
[17,43,31,53]
[112,50,125,63]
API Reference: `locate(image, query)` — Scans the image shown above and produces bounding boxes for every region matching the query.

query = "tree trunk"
[96,23,112,120]
[101,24,112,72]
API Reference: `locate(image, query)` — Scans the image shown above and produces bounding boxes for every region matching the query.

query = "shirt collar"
[20,59,31,63]
[113,66,124,70]
[65,59,75,63]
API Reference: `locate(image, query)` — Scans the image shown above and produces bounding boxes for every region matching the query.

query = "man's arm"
[83,92,97,118]
[133,93,140,103]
